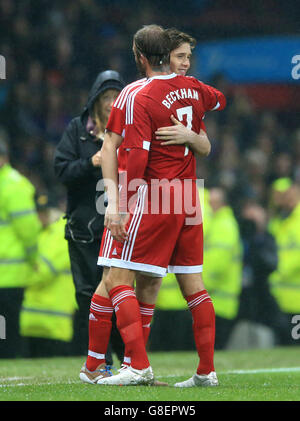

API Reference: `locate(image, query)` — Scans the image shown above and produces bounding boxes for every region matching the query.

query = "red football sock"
[109,285,150,370]
[86,294,113,371]
[139,301,155,345]
[186,289,215,375]
[122,301,155,366]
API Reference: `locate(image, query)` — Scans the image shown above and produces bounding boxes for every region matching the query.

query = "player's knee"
[135,275,162,302]
[95,279,109,297]
[104,273,114,293]
[177,273,205,297]
[149,278,162,296]
[105,267,135,293]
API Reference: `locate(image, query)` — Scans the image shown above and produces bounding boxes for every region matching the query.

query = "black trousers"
[0,288,24,358]
[237,284,294,346]
[68,238,124,365]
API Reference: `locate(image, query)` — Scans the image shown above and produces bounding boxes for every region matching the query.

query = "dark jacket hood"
[81,70,124,123]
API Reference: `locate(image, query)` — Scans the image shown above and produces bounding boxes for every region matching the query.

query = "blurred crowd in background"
[1,0,300,357]
[1,0,299,209]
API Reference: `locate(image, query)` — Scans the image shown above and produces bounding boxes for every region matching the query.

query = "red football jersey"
[107,78,147,172]
[124,73,225,181]
[107,78,147,136]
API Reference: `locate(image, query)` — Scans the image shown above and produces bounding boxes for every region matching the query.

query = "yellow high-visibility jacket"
[20,217,77,342]
[155,272,187,310]
[0,164,41,288]
[202,206,243,320]
[269,203,300,314]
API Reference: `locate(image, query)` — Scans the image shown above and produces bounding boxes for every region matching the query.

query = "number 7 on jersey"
[176,106,193,156]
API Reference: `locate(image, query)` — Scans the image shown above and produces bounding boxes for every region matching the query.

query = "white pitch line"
[0,378,78,387]
[0,376,34,381]
[158,367,300,379]
[225,367,300,374]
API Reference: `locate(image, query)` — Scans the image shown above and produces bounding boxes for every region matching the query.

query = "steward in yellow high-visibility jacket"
[0,164,41,288]
[268,178,292,238]
[20,201,77,357]
[0,139,42,357]
[203,201,242,320]
[269,184,300,318]
[202,187,242,349]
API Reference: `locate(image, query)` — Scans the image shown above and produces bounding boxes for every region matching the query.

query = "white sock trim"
[88,350,105,359]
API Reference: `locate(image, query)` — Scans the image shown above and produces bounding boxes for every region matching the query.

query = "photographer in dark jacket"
[54,70,124,364]
[237,200,289,344]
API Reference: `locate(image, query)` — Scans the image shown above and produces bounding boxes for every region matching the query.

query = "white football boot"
[79,363,113,384]
[97,365,154,386]
[174,371,219,387]
[116,364,169,386]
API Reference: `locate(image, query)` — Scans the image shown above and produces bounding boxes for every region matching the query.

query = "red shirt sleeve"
[198,81,226,112]
[106,106,125,136]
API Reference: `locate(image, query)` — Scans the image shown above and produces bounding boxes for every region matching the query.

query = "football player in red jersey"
[80,26,211,386]
[80,25,224,387]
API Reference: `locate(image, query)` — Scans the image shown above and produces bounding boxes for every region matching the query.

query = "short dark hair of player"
[133,24,170,68]
[164,28,196,52]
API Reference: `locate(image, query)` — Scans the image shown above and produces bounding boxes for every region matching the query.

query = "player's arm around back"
[156,115,211,157]
[191,82,226,155]
[188,127,211,157]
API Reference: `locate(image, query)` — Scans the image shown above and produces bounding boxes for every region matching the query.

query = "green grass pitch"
[0,346,299,401]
